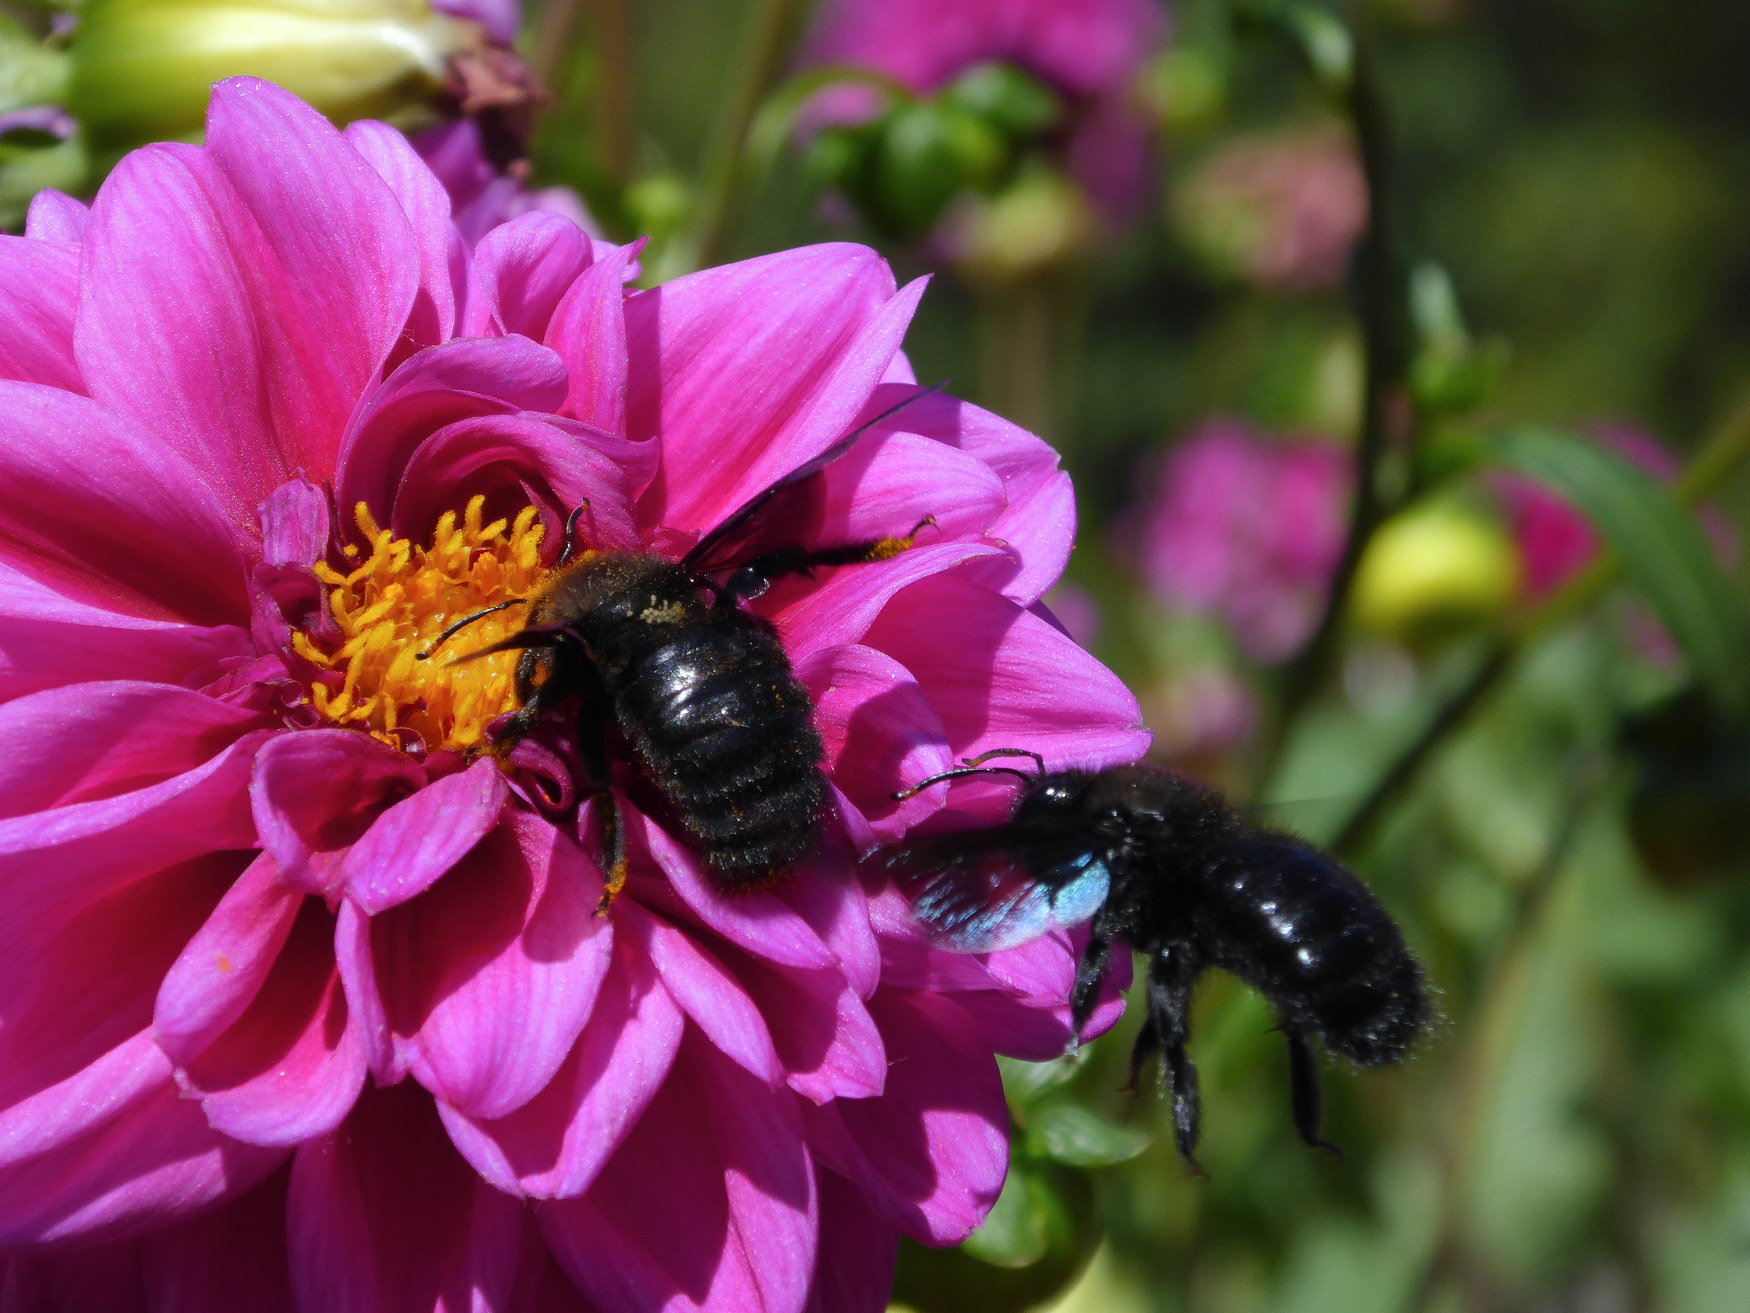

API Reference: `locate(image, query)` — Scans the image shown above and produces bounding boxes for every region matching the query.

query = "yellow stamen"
[301,498,547,753]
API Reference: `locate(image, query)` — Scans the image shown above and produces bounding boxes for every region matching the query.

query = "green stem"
[583,0,634,188]
[532,0,584,97]
[1331,388,1750,856]
[676,0,809,273]
[1252,12,1410,793]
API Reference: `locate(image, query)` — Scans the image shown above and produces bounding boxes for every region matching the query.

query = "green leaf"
[1491,427,1750,713]
[960,1166,1050,1268]
[1023,1104,1153,1169]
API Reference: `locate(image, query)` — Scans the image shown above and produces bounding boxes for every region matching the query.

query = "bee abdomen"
[617,622,825,878]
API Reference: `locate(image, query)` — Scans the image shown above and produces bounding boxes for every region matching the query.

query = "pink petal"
[796,643,954,844]
[0,237,80,390]
[1,851,241,1111]
[156,854,301,1063]
[333,335,569,527]
[202,79,419,460]
[342,757,508,913]
[855,383,1076,605]
[258,474,333,570]
[374,814,611,1120]
[621,903,783,1086]
[0,382,253,626]
[438,938,684,1199]
[463,210,594,340]
[287,1083,524,1313]
[390,413,640,553]
[804,1165,900,1313]
[0,733,264,938]
[546,238,643,433]
[0,1031,284,1248]
[343,118,460,351]
[627,246,918,534]
[776,849,881,997]
[0,681,262,819]
[630,809,837,969]
[0,562,251,703]
[141,1167,295,1313]
[731,949,888,1103]
[775,540,1007,661]
[540,1035,817,1313]
[863,573,1150,768]
[174,897,366,1147]
[24,188,89,246]
[249,729,425,898]
[333,898,402,1086]
[805,990,1007,1245]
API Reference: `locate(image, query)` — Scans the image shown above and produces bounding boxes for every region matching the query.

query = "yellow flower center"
[294,497,547,753]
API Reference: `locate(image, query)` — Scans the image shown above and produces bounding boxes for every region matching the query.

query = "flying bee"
[422,391,938,909]
[883,752,1429,1168]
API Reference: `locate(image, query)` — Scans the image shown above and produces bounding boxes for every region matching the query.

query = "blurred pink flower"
[1174,124,1369,292]
[1123,419,1352,663]
[432,0,521,45]
[801,0,1167,212]
[0,79,1146,1311]
[1495,427,1683,600]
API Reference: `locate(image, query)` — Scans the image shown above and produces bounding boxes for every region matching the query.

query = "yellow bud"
[1351,502,1520,642]
[71,0,473,146]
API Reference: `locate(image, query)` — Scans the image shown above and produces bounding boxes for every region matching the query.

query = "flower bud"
[943,165,1093,284]
[1351,501,1520,642]
[869,98,1009,237]
[941,61,1062,138]
[70,0,473,146]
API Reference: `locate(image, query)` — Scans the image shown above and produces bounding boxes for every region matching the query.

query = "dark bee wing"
[884,828,1111,953]
[681,384,943,576]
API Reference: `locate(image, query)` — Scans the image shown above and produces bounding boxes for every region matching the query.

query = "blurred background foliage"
[5,0,1750,1309]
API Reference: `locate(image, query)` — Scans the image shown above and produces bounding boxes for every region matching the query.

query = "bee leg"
[713,519,936,607]
[571,688,628,916]
[1067,936,1112,1049]
[1145,950,1205,1173]
[1283,1025,1344,1160]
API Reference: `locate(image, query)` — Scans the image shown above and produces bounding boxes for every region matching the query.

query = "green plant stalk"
[1252,12,1411,794]
[1331,391,1750,856]
[676,0,809,273]
[582,0,634,188]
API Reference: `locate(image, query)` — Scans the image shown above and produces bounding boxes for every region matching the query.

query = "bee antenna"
[960,747,1047,777]
[416,599,527,661]
[891,761,1040,802]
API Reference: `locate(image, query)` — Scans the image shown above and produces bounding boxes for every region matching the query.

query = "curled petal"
[287,1084,524,1313]
[547,238,644,433]
[540,1035,818,1313]
[438,938,684,1200]
[173,897,366,1147]
[344,119,460,351]
[805,991,1006,1246]
[249,730,425,898]
[464,210,594,340]
[334,335,570,532]
[0,1032,283,1249]
[373,814,611,1121]
[342,757,508,913]
[24,189,89,247]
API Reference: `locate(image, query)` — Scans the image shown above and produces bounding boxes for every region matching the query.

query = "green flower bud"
[1351,501,1520,643]
[948,166,1093,285]
[70,0,472,147]
[941,61,1063,138]
[870,99,1008,237]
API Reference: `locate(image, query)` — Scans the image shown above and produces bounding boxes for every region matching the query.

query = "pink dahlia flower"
[0,79,1145,1311]
[1121,419,1352,664]
[1173,124,1369,293]
[800,0,1167,213]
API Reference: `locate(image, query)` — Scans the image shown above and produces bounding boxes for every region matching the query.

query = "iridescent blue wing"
[883,828,1111,953]
[680,385,943,576]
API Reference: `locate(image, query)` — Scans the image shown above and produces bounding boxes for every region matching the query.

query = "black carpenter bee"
[422,392,936,908]
[884,752,1429,1167]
